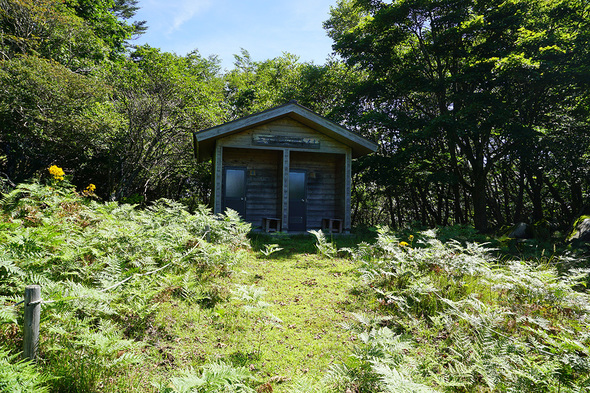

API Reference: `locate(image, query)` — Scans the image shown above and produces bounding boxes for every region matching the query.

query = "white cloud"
[167,0,213,34]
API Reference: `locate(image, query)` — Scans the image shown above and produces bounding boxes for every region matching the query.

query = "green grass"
[125,246,369,392]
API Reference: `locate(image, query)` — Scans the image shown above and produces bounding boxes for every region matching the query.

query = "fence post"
[23,285,41,361]
[205,225,211,242]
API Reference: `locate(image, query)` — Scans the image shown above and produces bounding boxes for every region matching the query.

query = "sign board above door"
[252,134,320,149]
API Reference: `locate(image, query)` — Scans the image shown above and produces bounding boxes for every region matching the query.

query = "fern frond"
[374,363,438,393]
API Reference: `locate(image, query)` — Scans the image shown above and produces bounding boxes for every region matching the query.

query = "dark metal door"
[289,170,307,231]
[223,168,247,218]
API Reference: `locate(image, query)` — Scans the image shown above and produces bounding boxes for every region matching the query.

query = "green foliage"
[309,230,338,259]
[224,50,302,118]
[259,244,283,257]
[334,227,590,392]
[0,347,49,393]
[232,284,282,355]
[0,54,117,182]
[325,0,590,231]
[327,326,434,392]
[4,183,589,392]
[287,378,330,393]
[0,182,251,391]
[102,45,226,201]
[0,0,119,66]
[156,363,255,393]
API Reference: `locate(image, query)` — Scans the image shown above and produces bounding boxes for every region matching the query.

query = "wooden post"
[205,225,211,242]
[344,148,352,232]
[23,285,40,361]
[281,149,290,231]
[214,142,223,214]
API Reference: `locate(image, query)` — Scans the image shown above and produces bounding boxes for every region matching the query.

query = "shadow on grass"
[248,228,378,258]
[248,224,588,272]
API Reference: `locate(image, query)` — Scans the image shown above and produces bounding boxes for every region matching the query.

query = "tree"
[62,0,136,56]
[0,0,139,66]
[0,55,119,184]
[325,0,590,231]
[223,49,304,118]
[111,0,147,37]
[105,45,226,201]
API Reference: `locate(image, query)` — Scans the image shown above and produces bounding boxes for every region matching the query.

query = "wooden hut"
[193,101,377,232]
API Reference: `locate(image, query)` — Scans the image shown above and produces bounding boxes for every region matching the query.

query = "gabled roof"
[193,101,378,161]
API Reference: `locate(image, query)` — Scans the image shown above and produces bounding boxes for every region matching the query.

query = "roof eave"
[193,102,378,161]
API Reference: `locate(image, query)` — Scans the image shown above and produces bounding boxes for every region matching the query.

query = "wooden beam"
[220,141,347,155]
[281,149,290,231]
[23,285,40,361]
[344,148,352,231]
[214,142,223,214]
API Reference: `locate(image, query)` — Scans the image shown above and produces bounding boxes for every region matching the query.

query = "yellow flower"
[409,235,414,241]
[82,183,96,196]
[399,241,409,247]
[48,165,65,181]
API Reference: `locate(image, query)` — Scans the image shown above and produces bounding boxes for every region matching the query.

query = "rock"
[507,222,533,239]
[568,217,590,242]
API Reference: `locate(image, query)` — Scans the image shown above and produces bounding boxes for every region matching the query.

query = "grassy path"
[147,236,369,392]
[233,250,362,389]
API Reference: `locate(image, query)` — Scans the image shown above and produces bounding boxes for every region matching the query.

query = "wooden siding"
[335,154,346,227]
[213,142,223,214]
[222,147,281,227]
[344,148,352,229]
[213,117,354,232]
[290,151,345,229]
[281,150,290,231]
[219,118,349,155]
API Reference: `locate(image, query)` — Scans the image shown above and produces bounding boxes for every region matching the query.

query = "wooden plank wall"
[291,151,345,229]
[335,154,346,226]
[222,147,281,227]
[281,150,289,231]
[220,118,348,155]
[217,118,351,231]
[344,149,352,230]
[213,142,223,214]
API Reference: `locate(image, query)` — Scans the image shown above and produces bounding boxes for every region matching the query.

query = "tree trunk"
[386,189,396,228]
[501,169,512,224]
[545,178,570,225]
[514,167,525,223]
[571,181,583,217]
[487,182,503,226]
[472,171,488,232]
[525,171,544,223]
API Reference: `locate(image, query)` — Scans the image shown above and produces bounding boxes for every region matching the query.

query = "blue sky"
[131,0,338,70]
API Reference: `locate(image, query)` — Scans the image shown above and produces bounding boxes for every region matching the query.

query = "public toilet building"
[193,101,377,232]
